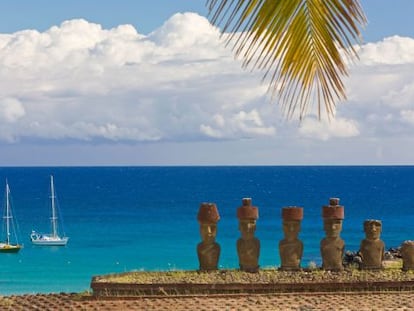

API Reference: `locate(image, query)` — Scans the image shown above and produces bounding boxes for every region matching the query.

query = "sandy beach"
[1,292,414,310]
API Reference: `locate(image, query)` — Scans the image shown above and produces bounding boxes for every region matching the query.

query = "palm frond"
[206,0,366,120]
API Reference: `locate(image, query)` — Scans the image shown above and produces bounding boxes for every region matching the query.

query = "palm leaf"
[206,0,366,119]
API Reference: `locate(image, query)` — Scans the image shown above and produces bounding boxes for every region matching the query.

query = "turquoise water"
[1,166,414,294]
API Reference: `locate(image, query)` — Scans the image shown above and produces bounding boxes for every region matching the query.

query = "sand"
[1,292,414,310]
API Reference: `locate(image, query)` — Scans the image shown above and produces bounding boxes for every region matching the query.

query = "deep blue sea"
[0,166,414,295]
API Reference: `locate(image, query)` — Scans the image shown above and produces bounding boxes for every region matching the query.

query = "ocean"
[0,166,413,295]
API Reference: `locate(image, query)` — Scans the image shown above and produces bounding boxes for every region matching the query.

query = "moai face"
[283,220,300,241]
[200,223,217,244]
[239,219,256,240]
[324,219,343,238]
[364,221,381,240]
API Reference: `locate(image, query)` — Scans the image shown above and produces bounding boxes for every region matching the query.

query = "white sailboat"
[30,175,69,246]
[0,180,22,253]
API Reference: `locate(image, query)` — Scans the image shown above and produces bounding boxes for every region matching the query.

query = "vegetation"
[93,265,414,285]
[206,0,367,120]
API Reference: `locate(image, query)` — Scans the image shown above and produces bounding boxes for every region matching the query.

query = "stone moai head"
[237,198,259,240]
[322,198,344,238]
[197,202,220,244]
[281,206,303,241]
[364,219,382,241]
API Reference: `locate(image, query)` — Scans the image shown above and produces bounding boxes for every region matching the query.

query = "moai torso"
[237,237,260,272]
[279,237,303,270]
[197,240,220,271]
[321,237,345,270]
[360,220,384,270]
[401,241,414,271]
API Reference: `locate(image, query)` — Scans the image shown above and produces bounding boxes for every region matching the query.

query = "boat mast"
[50,175,58,238]
[5,181,11,245]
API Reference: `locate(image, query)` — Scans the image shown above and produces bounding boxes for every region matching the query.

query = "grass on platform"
[92,260,414,285]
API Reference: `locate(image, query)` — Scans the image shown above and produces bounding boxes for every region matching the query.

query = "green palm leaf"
[207,0,366,119]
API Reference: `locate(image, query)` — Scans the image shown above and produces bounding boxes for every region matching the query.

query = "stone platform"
[90,268,414,297]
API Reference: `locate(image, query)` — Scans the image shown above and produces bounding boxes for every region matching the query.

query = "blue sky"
[0,1,208,34]
[1,1,414,41]
[0,1,414,166]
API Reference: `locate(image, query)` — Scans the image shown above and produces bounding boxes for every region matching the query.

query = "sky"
[0,1,414,166]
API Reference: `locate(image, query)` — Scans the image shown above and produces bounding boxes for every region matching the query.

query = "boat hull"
[0,244,22,253]
[31,240,68,246]
[30,232,69,246]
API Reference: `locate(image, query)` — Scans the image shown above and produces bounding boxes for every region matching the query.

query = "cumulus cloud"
[200,110,276,139]
[344,36,414,138]
[298,117,359,141]
[0,14,414,147]
[357,36,414,65]
[400,110,414,125]
[0,98,25,123]
[0,13,279,143]
[0,97,26,143]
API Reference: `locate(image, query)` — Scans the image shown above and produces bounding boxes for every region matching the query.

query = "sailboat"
[30,175,69,246]
[0,180,22,253]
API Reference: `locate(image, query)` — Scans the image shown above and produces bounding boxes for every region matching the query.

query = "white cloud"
[358,36,414,65]
[0,13,414,157]
[0,98,25,122]
[0,97,26,142]
[200,124,222,139]
[232,110,276,136]
[299,117,359,141]
[201,109,276,139]
[343,36,414,138]
[400,110,414,125]
[0,13,277,143]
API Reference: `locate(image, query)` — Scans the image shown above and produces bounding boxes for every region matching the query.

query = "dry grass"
[93,263,414,285]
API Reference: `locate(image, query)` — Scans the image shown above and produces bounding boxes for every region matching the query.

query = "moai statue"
[237,198,260,273]
[320,198,345,271]
[197,202,220,271]
[401,240,414,271]
[279,206,304,271]
[359,219,385,270]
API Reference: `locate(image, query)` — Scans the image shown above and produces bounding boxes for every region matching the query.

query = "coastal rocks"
[360,219,385,270]
[236,198,260,273]
[197,202,221,271]
[279,206,304,271]
[320,198,345,271]
[343,247,402,269]
[343,250,362,267]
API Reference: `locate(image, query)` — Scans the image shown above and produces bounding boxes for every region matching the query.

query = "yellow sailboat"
[0,180,22,253]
